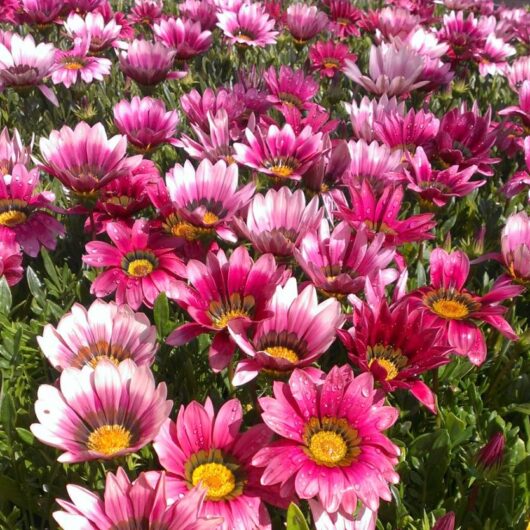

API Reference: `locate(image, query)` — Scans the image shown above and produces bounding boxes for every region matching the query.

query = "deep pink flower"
[129,0,162,26]
[477,34,515,77]
[334,181,436,246]
[0,164,64,257]
[180,0,218,31]
[229,277,344,385]
[500,211,530,283]
[66,0,105,15]
[0,0,18,23]
[39,121,142,196]
[154,17,213,60]
[294,220,397,299]
[83,219,185,310]
[166,246,284,371]
[64,12,123,53]
[432,513,456,530]
[253,366,400,513]
[285,3,328,42]
[54,469,220,530]
[309,41,357,78]
[499,80,530,130]
[326,0,362,39]
[38,299,157,371]
[0,227,23,287]
[407,248,523,365]
[113,96,180,152]
[0,127,31,177]
[31,359,172,463]
[476,432,505,472]
[264,65,319,111]
[20,0,64,25]
[154,398,280,529]
[277,105,339,136]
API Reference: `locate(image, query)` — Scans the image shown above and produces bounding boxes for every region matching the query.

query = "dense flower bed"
[0,0,529,529]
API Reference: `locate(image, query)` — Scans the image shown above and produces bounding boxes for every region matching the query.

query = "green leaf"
[286,503,310,530]
[26,266,46,304]
[15,427,34,445]
[0,276,12,315]
[153,292,170,337]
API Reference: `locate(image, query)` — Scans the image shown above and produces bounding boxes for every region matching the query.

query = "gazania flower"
[166,246,284,371]
[0,33,57,106]
[217,2,279,47]
[234,123,323,181]
[19,0,64,25]
[64,12,123,53]
[234,187,322,258]
[229,278,344,385]
[309,41,357,78]
[154,17,212,60]
[0,227,23,287]
[285,4,328,43]
[334,181,436,245]
[0,0,18,23]
[404,147,484,207]
[338,299,450,413]
[498,80,530,130]
[38,299,157,371]
[506,56,530,91]
[264,65,319,111]
[67,0,106,15]
[0,164,64,257]
[501,137,530,200]
[118,39,185,87]
[344,42,426,97]
[39,121,142,197]
[326,0,362,39]
[253,366,400,513]
[113,96,180,152]
[432,513,456,530]
[0,127,31,177]
[366,6,419,42]
[129,0,163,26]
[154,398,280,530]
[180,0,218,31]
[476,432,505,472]
[309,500,377,530]
[500,211,530,283]
[477,34,515,77]
[31,359,172,463]
[54,469,220,530]
[83,219,185,310]
[294,220,397,299]
[407,248,523,365]
[52,39,111,89]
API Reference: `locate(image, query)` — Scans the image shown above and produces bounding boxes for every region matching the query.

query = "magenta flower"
[64,12,123,53]
[327,0,362,39]
[334,181,436,246]
[217,2,279,47]
[253,366,400,513]
[234,187,323,258]
[0,227,23,287]
[83,219,185,310]
[477,34,515,77]
[407,248,523,365]
[432,513,456,530]
[166,246,284,371]
[285,3,328,42]
[501,137,530,200]
[54,469,220,530]
[154,17,212,60]
[113,96,180,152]
[38,299,157,371]
[366,6,420,42]
[294,220,397,299]
[264,65,319,111]
[500,211,530,283]
[20,0,64,25]
[31,359,172,463]
[180,0,218,30]
[234,123,323,181]
[506,56,530,91]
[476,432,506,472]
[0,33,58,106]
[0,164,64,257]
[129,0,162,26]
[499,80,530,130]
[154,398,280,529]
[39,121,142,197]
[0,127,30,177]
[229,278,344,385]
[404,147,485,207]
[309,41,357,78]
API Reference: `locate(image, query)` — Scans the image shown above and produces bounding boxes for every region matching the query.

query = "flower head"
[309,41,357,79]
[154,17,212,60]
[326,0,362,39]
[64,12,123,53]
[500,211,530,283]
[20,0,64,25]
[0,226,23,286]
[264,65,319,111]
[0,127,30,177]
[476,432,505,472]
[180,0,218,30]
[285,3,328,42]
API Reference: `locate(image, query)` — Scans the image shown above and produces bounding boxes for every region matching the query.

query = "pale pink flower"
[154,17,213,60]
[64,12,123,53]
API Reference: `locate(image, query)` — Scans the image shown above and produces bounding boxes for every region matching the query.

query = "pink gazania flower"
[334,181,436,246]
[406,27,449,61]
[83,219,185,310]
[129,0,163,26]
[294,220,397,299]
[501,137,530,200]
[263,65,319,111]
[309,500,377,530]
[39,121,142,197]
[180,0,218,31]
[54,469,220,530]
[498,80,530,131]
[0,127,31,177]
[364,6,419,42]
[154,398,281,530]
[277,105,339,136]
[476,432,505,472]
[38,299,157,371]
[0,33,58,106]
[432,513,456,530]
[338,299,451,413]
[229,278,344,385]
[326,0,362,39]
[52,39,111,89]
[477,34,515,77]
[233,123,323,181]
[234,187,322,259]
[118,39,185,87]
[64,12,123,53]
[0,0,17,23]
[404,147,485,207]
[0,164,64,257]
[506,56,530,91]
[309,41,357,79]
[0,227,23,287]
[166,246,284,371]
[19,0,64,25]
[113,96,180,152]
[407,248,523,365]
[285,3,328,43]
[31,359,171,463]
[253,366,400,514]
[500,211,530,283]
[66,0,106,15]
[217,2,279,47]
[154,17,212,60]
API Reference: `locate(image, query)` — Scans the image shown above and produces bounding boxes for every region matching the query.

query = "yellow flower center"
[127,259,154,277]
[63,59,85,70]
[88,354,121,368]
[270,165,294,178]
[264,346,299,363]
[431,299,469,319]
[214,309,251,329]
[202,211,219,225]
[191,462,236,501]
[364,220,397,236]
[367,344,408,381]
[87,425,131,456]
[0,210,27,227]
[309,431,348,465]
[323,59,340,69]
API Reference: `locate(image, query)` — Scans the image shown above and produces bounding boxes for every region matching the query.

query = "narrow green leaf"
[15,427,34,445]
[0,276,12,315]
[286,502,310,530]
[153,292,170,337]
